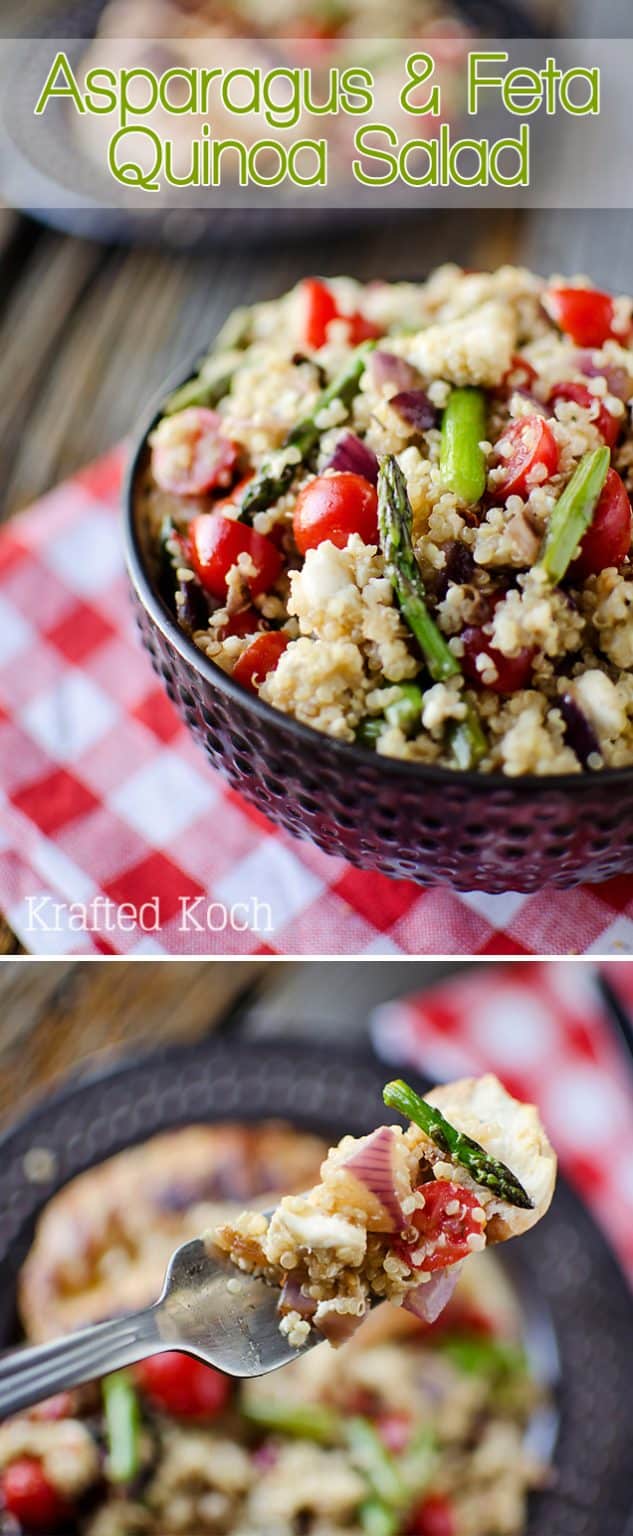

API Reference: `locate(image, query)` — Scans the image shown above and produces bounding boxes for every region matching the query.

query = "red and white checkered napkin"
[371,961,633,1282]
[4,449,633,955]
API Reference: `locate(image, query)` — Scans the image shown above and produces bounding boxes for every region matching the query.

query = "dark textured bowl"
[124,363,633,895]
[1,1034,633,1536]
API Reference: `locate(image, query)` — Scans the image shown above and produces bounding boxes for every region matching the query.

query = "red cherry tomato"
[375,1413,413,1454]
[233,631,290,692]
[568,468,632,580]
[347,311,383,344]
[1,1459,69,1530]
[461,623,535,694]
[135,1353,232,1418]
[302,278,339,349]
[549,381,621,449]
[494,415,559,499]
[190,513,282,602]
[408,1493,456,1536]
[544,286,626,348]
[301,279,382,350]
[152,408,239,497]
[293,472,379,554]
[497,354,538,396]
[220,607,264,639]
[400,1181,485,1273]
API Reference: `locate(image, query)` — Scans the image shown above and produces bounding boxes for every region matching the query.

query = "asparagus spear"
[384,683,424,734]
[164,360,238,416]
[399,1426,436,1500]
[383,1079,533,1210]
[538,445,610,585]
[158,515,209,632]
[378,457,460,684]
[238,342,376,522]
[102,1372,141,1485]
[356,717,387,748]
[346,1418,409,1509]
[440,1334,526,1381]
[378,456,487,768]
[449,701,489,771]
[242,1399,341,1444]
[440,388,488,505]
[360,1499,400,1536]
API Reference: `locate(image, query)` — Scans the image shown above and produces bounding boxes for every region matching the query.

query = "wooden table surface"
[0,957,454,1128]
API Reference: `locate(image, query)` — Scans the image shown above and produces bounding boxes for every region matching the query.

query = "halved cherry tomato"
[544,286,628,348]
[461,623,535,694]
[293,472,379,554]
[220,607,264,639]
[549,381,621,449]
[408,1493,456,1536]
[303,278,340,349]
[190,514,282,601]
[301,278,382,350]
[135,1353,231,1418]
[400,1181,485,1273]
[152,408,239,497]
[232,631,290,692]
[497,354,538,396]
[568,467,632,580]
[494,415,559,499]
[347,311,383,344]
[1,1459,70,1530]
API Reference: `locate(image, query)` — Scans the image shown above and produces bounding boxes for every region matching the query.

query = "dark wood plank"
[0,959,268,1121]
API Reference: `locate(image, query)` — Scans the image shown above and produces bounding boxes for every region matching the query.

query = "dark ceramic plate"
[125,357,633,894]
[1,1033,633,1536]
[1,0,540,247]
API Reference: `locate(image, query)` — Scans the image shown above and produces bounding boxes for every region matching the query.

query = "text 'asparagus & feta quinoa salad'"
[212,1075,556,1348]
[139,265,633,775]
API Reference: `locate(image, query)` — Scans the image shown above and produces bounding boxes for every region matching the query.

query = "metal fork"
[0,1226,316,1420]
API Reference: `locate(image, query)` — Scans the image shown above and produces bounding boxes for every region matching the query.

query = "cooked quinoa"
[2,1117,551,1536]
[212,1076,556,1350]
[139,265,633,777]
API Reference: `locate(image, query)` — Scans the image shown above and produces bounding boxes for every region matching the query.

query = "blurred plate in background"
[0,0,540,246]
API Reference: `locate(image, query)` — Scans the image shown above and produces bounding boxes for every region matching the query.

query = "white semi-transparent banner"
[0,37,630,210]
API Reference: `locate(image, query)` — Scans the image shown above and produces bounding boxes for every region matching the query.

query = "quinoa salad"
[213,1077,556,1351]
[139,266,633,777]
[1,1118,551,1536]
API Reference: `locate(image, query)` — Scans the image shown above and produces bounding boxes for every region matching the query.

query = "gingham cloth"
[371,960,633,1281]
[3,450,633,954]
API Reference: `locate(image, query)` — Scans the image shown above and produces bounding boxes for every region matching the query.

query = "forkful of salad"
[0,1076,556,1418]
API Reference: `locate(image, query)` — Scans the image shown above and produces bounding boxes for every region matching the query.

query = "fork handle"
[0,1307,163,1418]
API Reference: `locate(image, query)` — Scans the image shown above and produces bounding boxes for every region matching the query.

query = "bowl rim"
[123,331,633,799]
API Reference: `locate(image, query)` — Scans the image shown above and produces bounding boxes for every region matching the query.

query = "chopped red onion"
[326,432,378,485]
[252,1442,280,1470]
[279,1280,317,1321]
[340,1127,406,1233]
[560,693,600,767]
[577,352,632,401]
[389,390,437,432]
[370,350,420,392]
[316,1308,365,1346]
[403,1266,460,1325]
